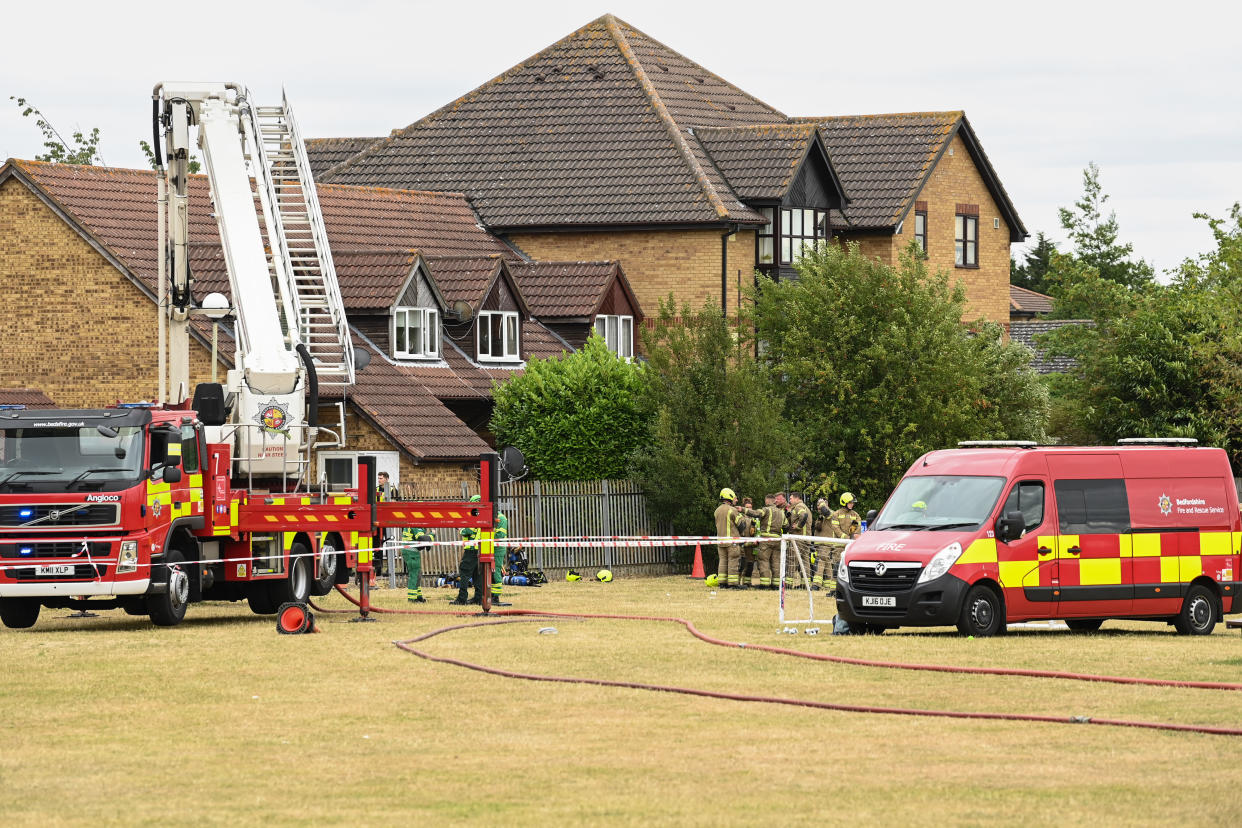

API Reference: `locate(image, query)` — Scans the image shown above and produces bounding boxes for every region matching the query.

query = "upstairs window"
[478,310,520,362]
[914,209,928,255]
[780,207,828,265]
[757,208,775,265]
[594,314,634,359]
[394,307,439,359]
[955,206,978,268]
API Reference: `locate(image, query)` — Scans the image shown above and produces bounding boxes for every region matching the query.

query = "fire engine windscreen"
[0,426,145,492]
[872,476,1006,531]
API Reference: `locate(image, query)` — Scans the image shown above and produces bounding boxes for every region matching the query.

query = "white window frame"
[477,310,521,363]
[594,314,634,359]
[393,306,439,360]
[316,451,400,493]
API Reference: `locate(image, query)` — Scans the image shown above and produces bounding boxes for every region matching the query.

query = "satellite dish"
[354,348,372,371]
[500,445,527,480]
[450,300,474,323]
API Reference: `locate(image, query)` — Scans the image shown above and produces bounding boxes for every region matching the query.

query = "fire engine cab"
[836,440,1241,636]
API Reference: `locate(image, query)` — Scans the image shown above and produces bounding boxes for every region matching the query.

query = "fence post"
[601,479,613,568]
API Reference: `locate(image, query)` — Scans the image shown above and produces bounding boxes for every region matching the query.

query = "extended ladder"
[243,89,354,392]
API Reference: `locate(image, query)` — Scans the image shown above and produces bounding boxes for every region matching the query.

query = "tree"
[489,334,651,480]
[1041,205,1242,469]
[750,242,1048,504]
[631,297,797,534]
[1057,162,1153,291]
[1010,232,1058,295]
[10,96,103,165]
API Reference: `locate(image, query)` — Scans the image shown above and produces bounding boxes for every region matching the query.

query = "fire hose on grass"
[313,586,1242,738]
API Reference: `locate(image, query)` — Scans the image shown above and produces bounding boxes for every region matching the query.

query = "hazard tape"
[0,533,851,577]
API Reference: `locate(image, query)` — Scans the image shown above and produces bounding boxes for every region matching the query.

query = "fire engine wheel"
[0,597,41,629]
[1065,619,1104,633]
[956,584,1005,637]
[247,584,278,615]
[310,540,339,597]
[268,544,312,607]
[147,549,189,627]
[1173,585,1217,636]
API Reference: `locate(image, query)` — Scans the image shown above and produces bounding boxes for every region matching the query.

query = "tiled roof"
[347,332,491,460]
[510,260,622,318]
[332,249,420,309]
[1009,319,1093,374]
[0,388,57,408]
[305,137,382,178]
[692,124,822,201]
[424,255,506,307]
[2,160,513,305]
[796,112,960,229]
[1009,284,1054,316]
[320,14,771,229]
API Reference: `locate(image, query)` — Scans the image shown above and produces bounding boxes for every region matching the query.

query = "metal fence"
[497,479,672,575]
[387,479,675,582]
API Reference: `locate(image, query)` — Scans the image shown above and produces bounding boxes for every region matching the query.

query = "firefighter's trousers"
[756,539,780,587]
[717,543,741,587]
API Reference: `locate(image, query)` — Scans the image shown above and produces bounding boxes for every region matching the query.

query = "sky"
[2,0,1238,275]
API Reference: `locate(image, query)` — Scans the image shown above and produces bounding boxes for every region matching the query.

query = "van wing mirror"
[865,509,878,524]
[996,510,1025,543]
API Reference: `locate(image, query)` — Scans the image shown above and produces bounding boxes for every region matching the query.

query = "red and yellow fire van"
[835,440,1240,636]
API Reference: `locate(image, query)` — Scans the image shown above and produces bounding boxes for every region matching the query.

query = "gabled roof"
[1009,284,1054,317]
[425,255,531,317]
[509,260,640,320]
[0,388,57,408]
[305,137,383,178]
[691,123,846,205]
[320,14,774,229]
[797,112,1027,241]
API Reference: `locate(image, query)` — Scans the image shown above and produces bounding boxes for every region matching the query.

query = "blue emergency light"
[116,402,158,409]
[0,404,26,410]
[18,508,34,519]
[19,547,33,556]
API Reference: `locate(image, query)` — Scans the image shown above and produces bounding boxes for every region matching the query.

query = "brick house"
[316,13,1025,327]
[0,159,639,494]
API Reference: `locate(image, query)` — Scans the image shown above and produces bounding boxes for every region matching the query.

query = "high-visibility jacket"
[760,505,786,538]
[714,502,740,538]
[830,507,862,539]
[788,501,812,535]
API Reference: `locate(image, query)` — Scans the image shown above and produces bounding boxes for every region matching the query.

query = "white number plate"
[861,595,896,608]
[36,564,74,576]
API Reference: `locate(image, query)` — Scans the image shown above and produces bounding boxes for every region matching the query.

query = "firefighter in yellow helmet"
[713,487,744,588]
[830,492,863,541]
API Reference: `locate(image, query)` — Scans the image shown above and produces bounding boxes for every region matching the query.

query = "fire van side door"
[1052,476,1134,619]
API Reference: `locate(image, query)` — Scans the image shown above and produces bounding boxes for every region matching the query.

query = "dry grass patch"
[1,576,1240,826]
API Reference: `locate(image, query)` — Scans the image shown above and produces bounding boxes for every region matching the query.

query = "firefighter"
[451,495,484,605]
[812,497,834,590]
[756,493,785,589]
[491,506,512,607]
[736,496,759,587]
[830,492,863,553]
[713,488,743,588]
[400,525,431,603]
[786,492,812,588]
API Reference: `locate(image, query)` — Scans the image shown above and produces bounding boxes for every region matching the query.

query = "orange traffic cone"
[689,543,706,579]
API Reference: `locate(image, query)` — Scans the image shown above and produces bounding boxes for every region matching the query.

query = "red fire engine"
[0,83,497,628]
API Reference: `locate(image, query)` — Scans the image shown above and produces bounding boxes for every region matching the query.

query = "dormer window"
[393,307,439,359]
[478,310,520,362]
[595,314,634,359]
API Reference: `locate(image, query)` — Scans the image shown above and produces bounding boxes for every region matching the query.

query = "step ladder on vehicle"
[242,90,354,393]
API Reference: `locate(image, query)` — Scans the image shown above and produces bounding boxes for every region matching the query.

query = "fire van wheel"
[1173,585,1217,636]
[956,584,1005,637]
[247,584,278,615]
[0,597,41,629]
[268,545,312,607]
[310,539,339,597]
[147,549,189,627]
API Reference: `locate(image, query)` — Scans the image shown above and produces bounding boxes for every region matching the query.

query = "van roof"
[913,444,1232,480]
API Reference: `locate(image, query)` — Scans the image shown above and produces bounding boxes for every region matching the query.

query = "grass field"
[2,576,1240,826]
